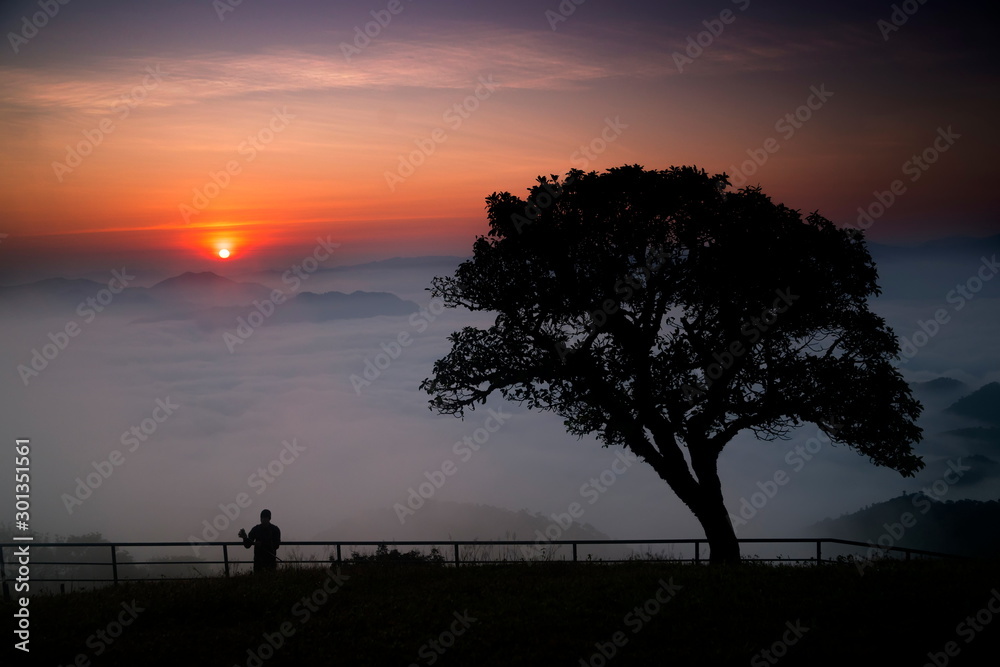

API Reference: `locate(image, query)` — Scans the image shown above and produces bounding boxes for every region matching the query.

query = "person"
[239,509,281,573]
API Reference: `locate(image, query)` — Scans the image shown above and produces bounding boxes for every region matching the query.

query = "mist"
[1,240,998,558]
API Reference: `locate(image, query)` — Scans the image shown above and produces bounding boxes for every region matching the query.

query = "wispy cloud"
[0,25,681,116]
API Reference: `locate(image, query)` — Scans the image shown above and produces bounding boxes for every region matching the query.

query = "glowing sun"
[218,248,231,259]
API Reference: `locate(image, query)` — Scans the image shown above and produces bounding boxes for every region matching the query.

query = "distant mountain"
[912,379,1000,458]
[0,276,155,310]
[941,454,1000,486]
[910,377,968,396]
[332,256,468,272]
[0,271,419,325]
[0,271,271,310]
[809,494,1000,557]
[0,276,104,299]
[946,382,1000,425]
[239,256,467,285]
[148,271,273,307]
[314,500,625,560]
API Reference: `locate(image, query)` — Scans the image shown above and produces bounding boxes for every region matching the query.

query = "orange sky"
[0,0,996,279]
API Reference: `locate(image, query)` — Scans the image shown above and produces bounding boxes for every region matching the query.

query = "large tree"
[420,165,923,564]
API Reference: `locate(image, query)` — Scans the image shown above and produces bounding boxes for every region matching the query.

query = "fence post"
[453,543,460,567]
[572,543,578,562]
[336,544,342,563]
[223,545,230,578]
[695,541,700,564]
[816,540,821,565]
[111,545,119,585]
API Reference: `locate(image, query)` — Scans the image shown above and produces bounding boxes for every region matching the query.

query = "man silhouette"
[239,509,281,573]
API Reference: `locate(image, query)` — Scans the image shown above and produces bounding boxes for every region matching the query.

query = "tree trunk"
[635,431,742,564]
[689,444,742,565]
[694,497,741,564]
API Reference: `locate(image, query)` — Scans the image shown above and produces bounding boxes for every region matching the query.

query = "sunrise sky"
[0,0,996,281]
[2,0,999,571]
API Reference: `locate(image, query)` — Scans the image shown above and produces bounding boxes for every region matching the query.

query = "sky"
[0,1,998,558]
[0,0,997,282]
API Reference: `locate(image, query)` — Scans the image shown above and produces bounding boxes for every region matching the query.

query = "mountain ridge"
[946,382,1000,425]
[809,494,1000,557]
[0,270,419,323]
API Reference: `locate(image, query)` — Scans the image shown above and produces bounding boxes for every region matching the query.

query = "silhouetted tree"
[421,165,923,564]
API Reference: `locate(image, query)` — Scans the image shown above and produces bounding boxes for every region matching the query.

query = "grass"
[11,558,1000,666]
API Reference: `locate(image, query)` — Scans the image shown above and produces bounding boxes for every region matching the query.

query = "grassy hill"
[12,558,1000,666]
[810,495,1000,558]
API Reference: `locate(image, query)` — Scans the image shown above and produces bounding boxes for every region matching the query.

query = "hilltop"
[15,559,999,666]
[809,495,1000,557]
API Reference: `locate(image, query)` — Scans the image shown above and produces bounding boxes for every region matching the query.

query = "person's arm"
[240,526,256,549]
[274,526,281,551]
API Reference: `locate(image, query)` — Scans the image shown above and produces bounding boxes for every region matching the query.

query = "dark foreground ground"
[8,558,1000,666]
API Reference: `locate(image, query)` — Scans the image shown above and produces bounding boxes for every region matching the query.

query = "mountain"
[946,382,1000,425]
[0,276,155,310]
[809,494,1000,557]
[331,256,468,272]
[159,289,420,329]
[939,454,1000,486]
[240,256,466,287]
[0,271,420,326]
[910,376,968,396]
[147,271,273,307]
[0,271,270,311]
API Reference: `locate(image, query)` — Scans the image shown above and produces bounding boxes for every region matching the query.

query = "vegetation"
[13,559,999,665]
[421,165,923,564]
[346,543,447,564]
[946,381,1000,425]
[812,495,1000,557]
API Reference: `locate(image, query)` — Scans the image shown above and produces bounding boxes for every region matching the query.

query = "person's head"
[260,509,271,525]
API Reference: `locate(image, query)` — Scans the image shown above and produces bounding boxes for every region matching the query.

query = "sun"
[218,248,231,259]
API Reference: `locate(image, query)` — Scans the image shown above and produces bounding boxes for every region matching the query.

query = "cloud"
[1,250,998,552]
[5,17,891,120]
[0,26,675,118]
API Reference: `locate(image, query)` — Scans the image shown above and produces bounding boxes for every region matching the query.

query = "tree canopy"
[421,164,923,563]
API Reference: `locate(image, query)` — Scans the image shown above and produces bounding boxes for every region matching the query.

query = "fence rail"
[0,538,965,601]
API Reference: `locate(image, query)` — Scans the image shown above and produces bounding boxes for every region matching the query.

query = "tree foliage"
[421,165,923,562]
